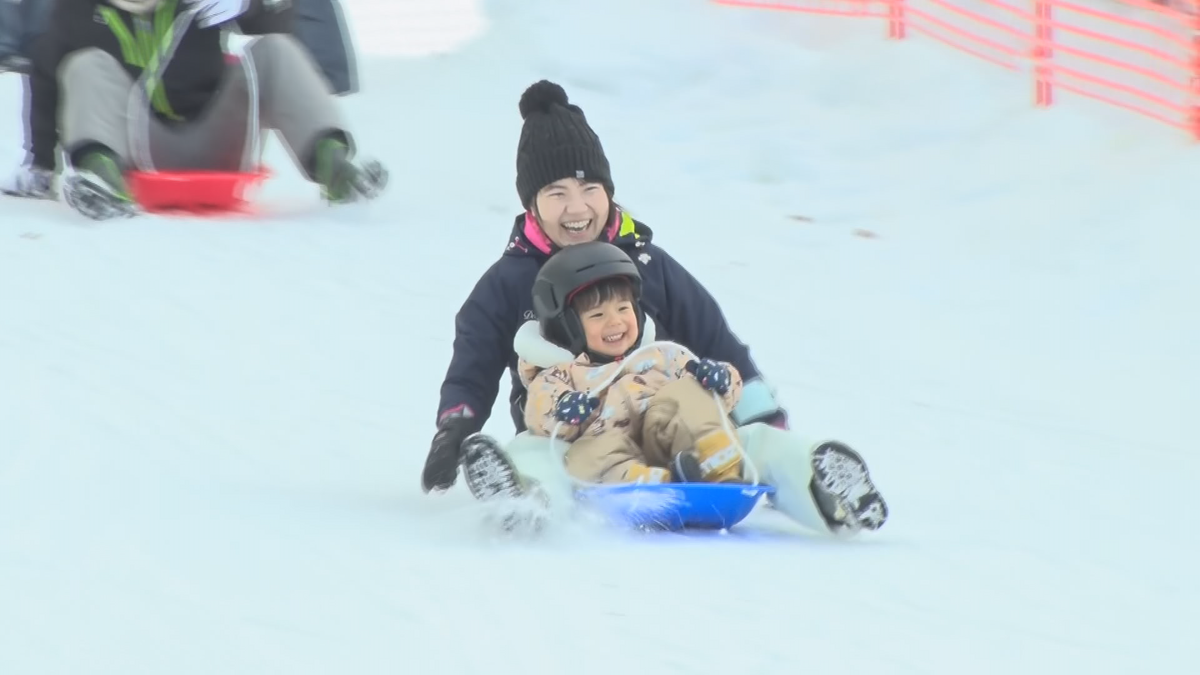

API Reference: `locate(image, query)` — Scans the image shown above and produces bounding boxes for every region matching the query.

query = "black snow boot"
[458,433,549,534]
[460,433,525,502]
[63,148,138,220]
[809,441,889,533]
[311,135,388,204]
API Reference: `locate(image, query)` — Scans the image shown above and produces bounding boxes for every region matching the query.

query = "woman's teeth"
[562,219,590,232]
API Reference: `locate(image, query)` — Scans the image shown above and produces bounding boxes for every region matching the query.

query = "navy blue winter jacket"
[436,209,783,432]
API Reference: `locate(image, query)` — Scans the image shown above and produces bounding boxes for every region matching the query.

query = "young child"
[517,241,748,486]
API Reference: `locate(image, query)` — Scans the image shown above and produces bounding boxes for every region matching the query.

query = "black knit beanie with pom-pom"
[515,80,614,208]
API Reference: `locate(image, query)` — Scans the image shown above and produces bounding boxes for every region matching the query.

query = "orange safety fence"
[714,0,1200,139]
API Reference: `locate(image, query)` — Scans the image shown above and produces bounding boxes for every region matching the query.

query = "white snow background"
[0,0,1196,673]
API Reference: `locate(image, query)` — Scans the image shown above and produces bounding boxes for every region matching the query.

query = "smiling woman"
[533,178,612,247]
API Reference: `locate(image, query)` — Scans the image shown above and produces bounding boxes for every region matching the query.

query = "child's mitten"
[554,391,600,425]
[685,358,732,395]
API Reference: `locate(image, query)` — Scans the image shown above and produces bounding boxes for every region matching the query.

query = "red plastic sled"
[127,168,271,215]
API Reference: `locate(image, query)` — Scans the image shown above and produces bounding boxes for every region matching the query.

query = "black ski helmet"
[532,241,645,357]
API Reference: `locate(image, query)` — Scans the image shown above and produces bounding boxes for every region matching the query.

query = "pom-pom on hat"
[516,80,614,208]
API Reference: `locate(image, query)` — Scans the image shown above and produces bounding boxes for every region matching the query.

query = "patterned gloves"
[554,391,600,425]
[685,358,732,395]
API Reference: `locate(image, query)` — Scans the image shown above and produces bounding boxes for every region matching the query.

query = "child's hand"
[554,391,600,425]
[685,358,732,395]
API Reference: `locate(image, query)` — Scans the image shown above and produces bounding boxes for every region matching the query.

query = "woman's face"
[533,178,610,248]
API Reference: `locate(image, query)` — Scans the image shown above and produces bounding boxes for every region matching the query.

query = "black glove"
[685,358,732,395]
[421,410,480,493]
[554,391,600,425]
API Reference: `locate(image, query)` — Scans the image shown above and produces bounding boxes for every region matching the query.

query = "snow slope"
[1,0,1196,673]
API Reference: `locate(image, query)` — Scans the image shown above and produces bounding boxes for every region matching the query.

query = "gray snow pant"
[59,33,345,178]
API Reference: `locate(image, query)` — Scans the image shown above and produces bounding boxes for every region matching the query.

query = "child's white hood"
[513,316,659,368]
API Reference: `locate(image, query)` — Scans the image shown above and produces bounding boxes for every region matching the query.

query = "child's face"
[579,297,639,358]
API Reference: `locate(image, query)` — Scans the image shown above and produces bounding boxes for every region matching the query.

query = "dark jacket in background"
[0,0,53,59]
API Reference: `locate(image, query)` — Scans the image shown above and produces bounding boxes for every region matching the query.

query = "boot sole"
[459,433,549,534]
[811,441,889,531]
[64,173,136,220]
[459,433,524,501]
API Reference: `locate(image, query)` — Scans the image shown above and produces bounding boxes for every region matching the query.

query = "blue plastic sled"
[575,482,776,531]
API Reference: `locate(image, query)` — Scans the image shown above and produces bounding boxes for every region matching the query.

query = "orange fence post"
[1191,11,1200,140]
[714,0,1199,141]
[888,0,906,39]
[1033,0,1053,107]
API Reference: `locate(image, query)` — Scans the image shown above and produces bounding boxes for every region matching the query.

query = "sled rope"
[547,341,761,487]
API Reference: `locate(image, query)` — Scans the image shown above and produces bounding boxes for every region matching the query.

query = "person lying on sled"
[518,241,748,485]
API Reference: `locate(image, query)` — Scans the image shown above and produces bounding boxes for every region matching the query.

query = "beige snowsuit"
[514,318,744,484]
